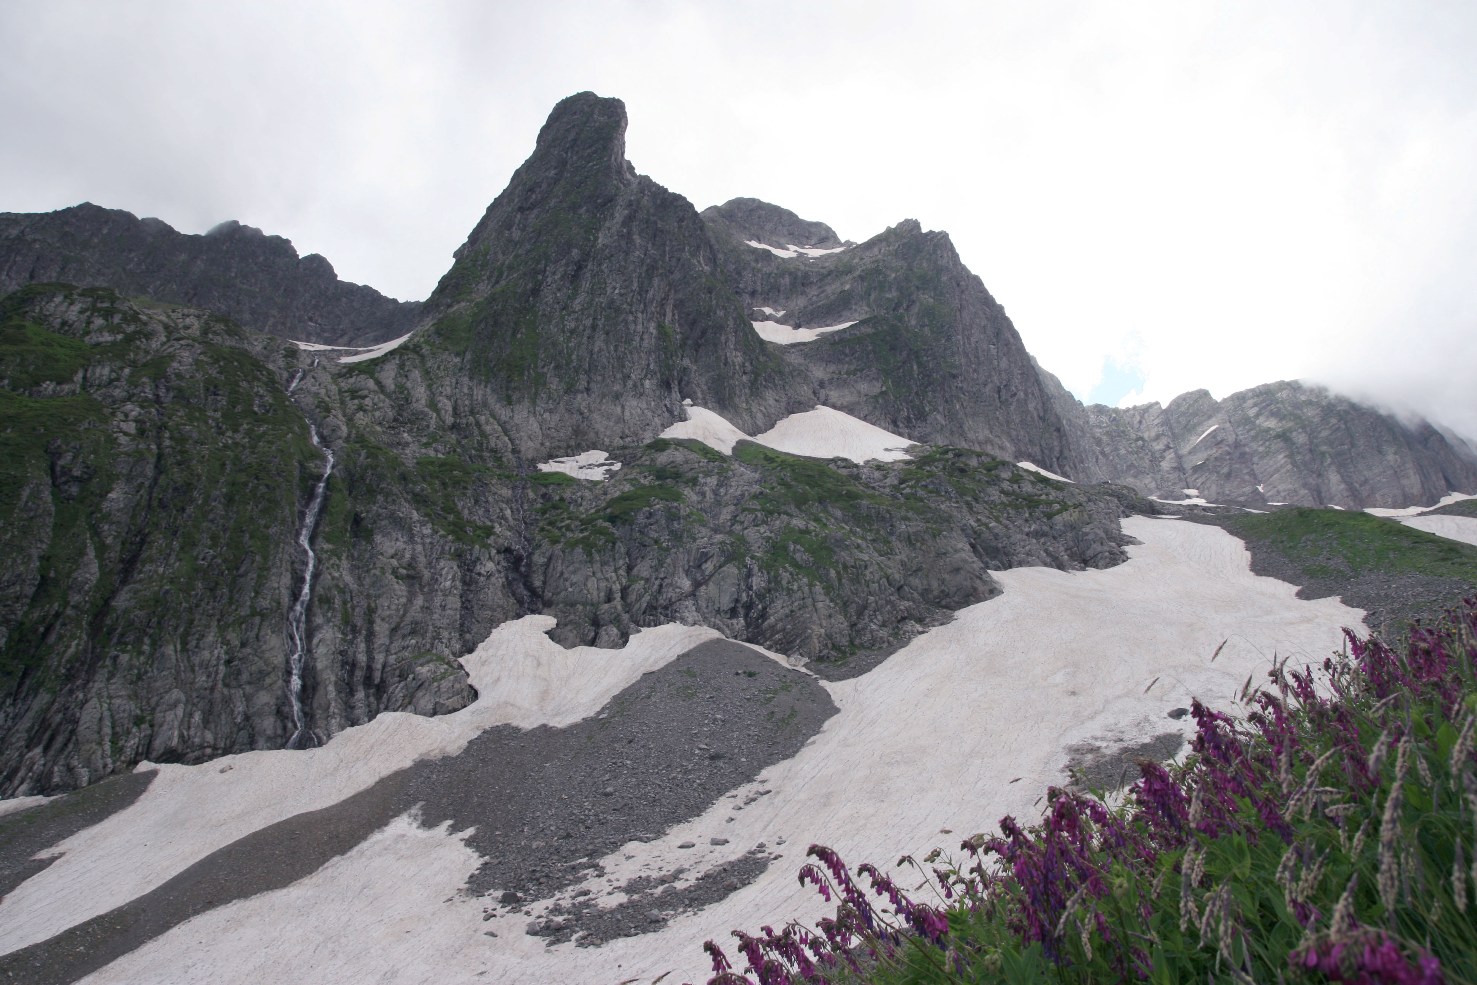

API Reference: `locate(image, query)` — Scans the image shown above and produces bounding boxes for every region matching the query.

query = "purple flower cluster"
[1295,929,1444,985]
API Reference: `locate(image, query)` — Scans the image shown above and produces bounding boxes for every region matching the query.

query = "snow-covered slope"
[1,518,1362,985]
[661,404,915,463]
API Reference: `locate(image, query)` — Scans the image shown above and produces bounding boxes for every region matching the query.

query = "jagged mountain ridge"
[697,200,1477,507]
[1069,382,1477,509]
[0,203,418,347]
[2,90,1475,796]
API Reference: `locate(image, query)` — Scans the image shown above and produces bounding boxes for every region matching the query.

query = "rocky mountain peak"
[418,92,810,457]
[700,198,845,249]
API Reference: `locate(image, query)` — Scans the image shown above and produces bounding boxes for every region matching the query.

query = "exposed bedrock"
[0,204,419,347]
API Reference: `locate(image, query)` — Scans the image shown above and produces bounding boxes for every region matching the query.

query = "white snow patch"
[286,333,414,363]
[536,450,621,481]
[1183,488,1200,497]
[1365,492,1477,517]
[743,240,850,260]
[58,518,1362,985]
[0,794,53,818]
[754,306,786,318]
[661,405,915,464]
[789,244,850,257]
[752,406,915,463]
[1328,505,1345,510]
[751,319,858,345]
[1152,495,1217,507]
[1017,462,1075,483]
[659,405,752,455]
[337,332,413,364]
[0,618,721,956]
[1397,515,1477,548]
[744,239,799,258]
[1191,425,1219,447]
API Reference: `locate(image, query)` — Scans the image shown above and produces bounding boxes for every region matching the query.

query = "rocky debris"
[1063,732,1185,794]
[0,204,418,346]
[529,846,774,946]
[0,771,155,902]
[0,639,833,980]
[410,640,836,901]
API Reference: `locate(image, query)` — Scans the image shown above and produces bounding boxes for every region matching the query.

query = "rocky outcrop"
[0,287,473,795]
[0,204,418,346]
[700,198,847,250]
[702,208,1088,473]
[1071,382,1477,508]
[413,92,814,461]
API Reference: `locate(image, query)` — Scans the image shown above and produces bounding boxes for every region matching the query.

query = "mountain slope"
[414,93,813,460]
[0,204,418,346]
[702,202,1086,473]
[1076,381,1477,507]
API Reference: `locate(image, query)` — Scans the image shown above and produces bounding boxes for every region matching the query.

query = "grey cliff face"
[702,209,1086,472]
[1065,381,1477,508]
[413,92,814,461]
[700,198,847,250]
[0,286,473,795]
[0,203,419,347]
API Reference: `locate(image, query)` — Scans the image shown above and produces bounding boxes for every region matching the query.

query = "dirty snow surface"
[1365,492,1477,517]
[0,517,1365,985]
[1017,461,1074,483]
[751,319,857,345]
[743,240,850,259]
[661,404,915,463]
[1398,514,1477,548]
[288,333,414,363]
[536,450,621,480]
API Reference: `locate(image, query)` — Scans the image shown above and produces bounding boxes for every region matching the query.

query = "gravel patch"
[0,639,834,984]
[0,771,155,903]
[1063,731,1185,794]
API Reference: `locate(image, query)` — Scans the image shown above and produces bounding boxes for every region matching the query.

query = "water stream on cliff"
[285,421,334,749]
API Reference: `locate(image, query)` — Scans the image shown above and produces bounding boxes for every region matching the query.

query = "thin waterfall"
[285,421,334,749]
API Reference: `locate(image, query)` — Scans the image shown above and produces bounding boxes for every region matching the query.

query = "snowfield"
[661,404,915,463]
[1365,492,1477,518]
[0,518,1365,985]
[536,450,621,481]
[289,332,414,364]
[1398,515,1477,548]
[1017,461,1074,483]
[751,319,858,345]
[743,240,851,259]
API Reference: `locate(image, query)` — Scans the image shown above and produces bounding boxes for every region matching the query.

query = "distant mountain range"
[2,91,1474,796]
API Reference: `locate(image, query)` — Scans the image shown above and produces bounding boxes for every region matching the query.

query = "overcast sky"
[3,1,1474,436]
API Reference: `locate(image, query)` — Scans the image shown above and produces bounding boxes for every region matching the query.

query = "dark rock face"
[702,210,1087,472]
[0,287,475,795]
[1070,381,1477,508]
[414,92,813,460]
[700,198,847,250]
[0,203,419,346]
